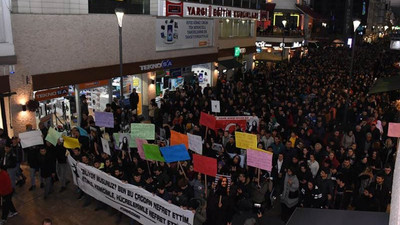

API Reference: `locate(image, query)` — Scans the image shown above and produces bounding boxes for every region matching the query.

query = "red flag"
[193,154,217,177]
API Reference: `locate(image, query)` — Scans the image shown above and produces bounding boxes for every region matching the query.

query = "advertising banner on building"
[156,18,213,51]
[159,0,260,20]
[68,155,194,225]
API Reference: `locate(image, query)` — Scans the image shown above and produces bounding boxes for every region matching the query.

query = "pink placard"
[135,138,148,160]
[388,122,400,138]
[246,149,273,171]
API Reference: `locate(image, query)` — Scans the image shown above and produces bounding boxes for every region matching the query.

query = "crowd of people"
[1,38,400,225]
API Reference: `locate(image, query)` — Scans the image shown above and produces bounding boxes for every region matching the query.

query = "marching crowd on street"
[1,38,400,225]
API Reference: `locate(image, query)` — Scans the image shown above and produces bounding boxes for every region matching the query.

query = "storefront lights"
[282,20,287,28]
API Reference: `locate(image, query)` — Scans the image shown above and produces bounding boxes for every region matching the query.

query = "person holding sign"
[205,176,234,225]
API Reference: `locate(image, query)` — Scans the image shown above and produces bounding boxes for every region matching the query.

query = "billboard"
[156,18,213,51]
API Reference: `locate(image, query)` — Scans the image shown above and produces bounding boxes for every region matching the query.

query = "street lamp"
[343,19,360,126]
[281,20,287,61]
[115,8,124,100]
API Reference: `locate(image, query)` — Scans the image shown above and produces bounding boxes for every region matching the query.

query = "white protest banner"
[19,130,44,148]
[101,138,111,156]
[187,133,202,155]
[68,155,194,225]
[211,100,220,113]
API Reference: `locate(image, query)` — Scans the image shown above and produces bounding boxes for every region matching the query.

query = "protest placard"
[388,122,400,137]
[131,123,155,140]
[199,112,216,129]
[227,153,245,168]
[187,133,202,155]
[211,100,220,113]
[170,130,189,149]
[135,138,148,160]
[101,138,111,156]
[246,148,273,171]
[67,155,194,225]
[118,133,131,151]
[160,144,190,163]
[45,127,62,146]
[19,130,44,148]
[95,111,114,128]
[78,127,89,137]
[235,131,257,150]
[193,154,217,177]
[63,136,81,149]
[143,144,165,162]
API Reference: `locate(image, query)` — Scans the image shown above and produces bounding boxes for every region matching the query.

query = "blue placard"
[160,144,190,163]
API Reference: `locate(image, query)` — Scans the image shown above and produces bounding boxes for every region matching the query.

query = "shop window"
[213,0,223,5]
[89,0,150,14]
[200,0,212,4]
[219,19,254,38]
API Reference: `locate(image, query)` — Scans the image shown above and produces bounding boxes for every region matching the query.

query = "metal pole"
[119,26,124,100]
[343,31,357,126]
[74,85,81,126]
[282,30,285,61]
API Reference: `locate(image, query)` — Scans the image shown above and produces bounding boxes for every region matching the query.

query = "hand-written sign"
[199,112,216,129]
[388,122,400,138]
[19,130,44,148]
[131,123,155,140]
[187,133,202,155]
[95,112,114,128]
[193,154,217,177]
[160,144,190,163]
[45,127,62,146]
[235,131,257,150]
[170,130,189,149]
[246,148,273,171]
[67,155,194,225]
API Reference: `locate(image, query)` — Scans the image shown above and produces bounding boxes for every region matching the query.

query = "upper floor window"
[89,0,150,14]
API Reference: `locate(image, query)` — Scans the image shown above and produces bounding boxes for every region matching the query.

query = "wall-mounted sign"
[139,60,173,71]
[78,79,109,90]
[255,41,272,48]
[156,18,214,51]
[234,46,240,57]
[159,0,260,20]
[35,86,69,101]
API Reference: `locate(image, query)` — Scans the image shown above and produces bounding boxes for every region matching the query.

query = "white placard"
[19,130,44,148]
[101,137,111,156]
[156,18,214,51]
[187,133,202,155]
[211,100,220,113]
[68,155,194,225]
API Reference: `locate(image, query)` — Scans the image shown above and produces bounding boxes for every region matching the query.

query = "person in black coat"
[205,176,234,225]
[38,146,56,199]
[129,88,139,113]
[0,143,17,190]
[368,173,390,212]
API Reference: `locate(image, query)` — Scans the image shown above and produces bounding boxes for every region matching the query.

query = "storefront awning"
[295,4,327,21]
[369,76,400,94]
[218,59,242,69]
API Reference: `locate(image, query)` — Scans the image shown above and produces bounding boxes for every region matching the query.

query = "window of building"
[219,19,254,38]
[242,0,249,8]
[89,0,150,14]
[223,0,233,7]
[233,0,241,7]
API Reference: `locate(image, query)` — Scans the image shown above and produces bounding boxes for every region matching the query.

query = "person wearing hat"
[0,165,18,225]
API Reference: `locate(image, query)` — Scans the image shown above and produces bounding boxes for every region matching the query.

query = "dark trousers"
[2,193,17,220]
[281,204,296,222]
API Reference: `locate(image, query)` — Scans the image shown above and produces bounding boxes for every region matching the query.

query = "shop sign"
[156,18,214,51]
[160,0,260,20]
[78,79,109,90]
[35,86,69,101]
[255,41,272,48]
[234,46,240,57]
[139,60,173,71]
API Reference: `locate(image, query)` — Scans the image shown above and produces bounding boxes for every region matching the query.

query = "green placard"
[234,46,240,57]
[131,123,155,140]
[45,127,62,146]
[143,144,165,162]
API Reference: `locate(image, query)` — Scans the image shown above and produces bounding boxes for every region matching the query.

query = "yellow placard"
[63,136,81,149]
[235,131,258,150]
[137,93,142,116]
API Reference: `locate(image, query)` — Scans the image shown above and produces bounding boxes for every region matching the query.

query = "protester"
[0,165,18,225]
